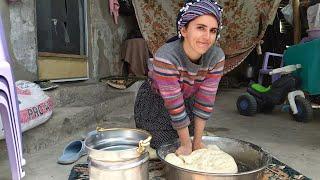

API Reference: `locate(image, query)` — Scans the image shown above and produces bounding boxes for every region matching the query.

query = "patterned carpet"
[68,157,310,180]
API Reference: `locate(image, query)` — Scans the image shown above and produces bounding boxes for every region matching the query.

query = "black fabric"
[309,0,320,6]
[166,36,180,43]
[119,0,135,16]
[134,81,194,149]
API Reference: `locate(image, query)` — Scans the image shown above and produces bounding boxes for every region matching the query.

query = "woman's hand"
[192,140,206,151]
[193,117,207,151]
[175,142,192,155]
[176,127,192,155]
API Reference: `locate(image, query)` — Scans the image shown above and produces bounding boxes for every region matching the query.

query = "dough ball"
[165,153,185,167]
[184,149,238,173]
[164,145,238,174]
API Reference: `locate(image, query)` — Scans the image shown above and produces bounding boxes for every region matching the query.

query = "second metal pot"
[84,128,152,162]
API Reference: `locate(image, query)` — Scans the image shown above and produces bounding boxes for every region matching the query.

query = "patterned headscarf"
[176,0,223,38]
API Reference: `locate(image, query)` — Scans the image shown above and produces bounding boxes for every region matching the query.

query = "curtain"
[132,0,281,74]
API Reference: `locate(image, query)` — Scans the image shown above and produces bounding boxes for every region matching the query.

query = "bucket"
[85,128,152,180]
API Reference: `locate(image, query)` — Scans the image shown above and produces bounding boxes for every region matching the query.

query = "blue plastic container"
[284,39,320,95]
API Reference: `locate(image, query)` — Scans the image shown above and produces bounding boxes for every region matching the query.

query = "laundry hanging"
[109,0,120,24]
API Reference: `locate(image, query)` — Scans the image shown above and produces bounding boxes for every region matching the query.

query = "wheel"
[291,96,313,122]
[236,93,257,116]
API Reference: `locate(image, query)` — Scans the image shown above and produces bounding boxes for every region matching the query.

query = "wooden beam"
[293,0,301,44]
[38,52,86,59]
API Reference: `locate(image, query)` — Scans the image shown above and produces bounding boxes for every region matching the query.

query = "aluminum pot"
[157,136,272,180]
[85,128,152,162]
[89,152,149,180]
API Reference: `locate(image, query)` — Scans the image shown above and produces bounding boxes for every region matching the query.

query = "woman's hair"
[166,0,223,43]
[166,22,191,43]
[177,0,223,35]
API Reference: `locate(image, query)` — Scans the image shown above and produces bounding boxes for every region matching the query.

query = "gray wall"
[88,0,135,79]
[9,0,38,81]
[0,0,37,81]
[0,1,11,59]
[1,0,135,81]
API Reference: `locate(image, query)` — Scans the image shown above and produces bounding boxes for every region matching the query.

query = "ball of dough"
[165,153,185,167]
[164,145,238,174]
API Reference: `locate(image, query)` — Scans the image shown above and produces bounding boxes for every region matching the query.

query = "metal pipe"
[293,0,301,44]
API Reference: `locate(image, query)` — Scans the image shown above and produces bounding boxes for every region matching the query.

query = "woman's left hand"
[192,140,206,151]
[175,143,192,155]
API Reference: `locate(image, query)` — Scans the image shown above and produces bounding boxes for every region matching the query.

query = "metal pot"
[157,136,272,180]
[84,128,152,180]
[89,152,149,180]
[85,128,152,162]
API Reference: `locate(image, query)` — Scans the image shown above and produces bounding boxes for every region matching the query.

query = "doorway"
[36,0,88,81]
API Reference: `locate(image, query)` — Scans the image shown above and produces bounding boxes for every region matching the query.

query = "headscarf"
[176,0,223,38]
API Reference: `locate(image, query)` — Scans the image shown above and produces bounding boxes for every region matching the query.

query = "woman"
[134,0,225,155]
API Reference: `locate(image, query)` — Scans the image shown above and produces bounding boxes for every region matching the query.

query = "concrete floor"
[1,87,320,179]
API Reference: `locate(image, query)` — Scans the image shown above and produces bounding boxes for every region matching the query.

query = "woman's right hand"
[175,126,192,155]
[175,143,192,155]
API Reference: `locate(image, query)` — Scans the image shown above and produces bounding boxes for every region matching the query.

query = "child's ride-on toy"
[236,64,313,122]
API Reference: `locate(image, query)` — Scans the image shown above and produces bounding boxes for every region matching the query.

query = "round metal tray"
[157,136,271,180]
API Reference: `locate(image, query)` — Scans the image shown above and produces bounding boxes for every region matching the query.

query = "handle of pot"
[96,127,105,132]
[137,136,152,154]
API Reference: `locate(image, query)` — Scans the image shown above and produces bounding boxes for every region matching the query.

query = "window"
[36,0,86,55]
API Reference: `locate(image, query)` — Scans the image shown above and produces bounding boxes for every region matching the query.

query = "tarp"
[132,0,281,74]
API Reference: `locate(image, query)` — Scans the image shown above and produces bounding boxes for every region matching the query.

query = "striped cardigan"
[148,40,225,130]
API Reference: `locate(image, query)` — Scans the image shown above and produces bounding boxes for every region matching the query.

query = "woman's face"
[181,14,218,61]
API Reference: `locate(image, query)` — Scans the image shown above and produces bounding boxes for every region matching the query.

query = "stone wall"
[9,0,38,81]
[88,0,136,79]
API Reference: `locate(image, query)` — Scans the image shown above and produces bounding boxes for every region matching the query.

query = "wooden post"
[293,0,301,44]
